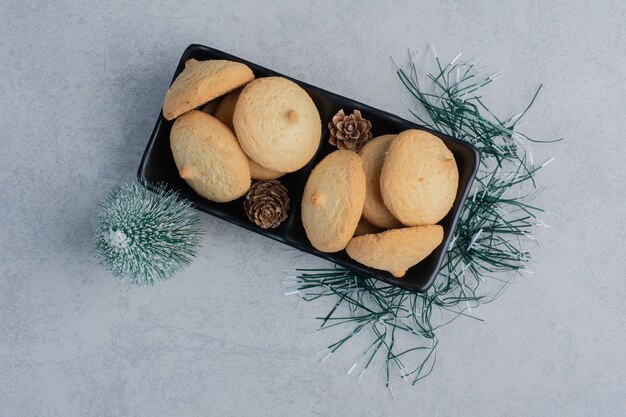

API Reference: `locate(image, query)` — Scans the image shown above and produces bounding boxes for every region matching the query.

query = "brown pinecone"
[244,180,290,229]
[328,109,372,151]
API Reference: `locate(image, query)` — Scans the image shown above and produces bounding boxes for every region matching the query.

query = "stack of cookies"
[164,58,321,204]
[302,128,459,278]
[162,58,459,280]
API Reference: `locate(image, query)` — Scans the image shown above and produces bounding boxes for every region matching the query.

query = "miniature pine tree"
[94,183,203,286]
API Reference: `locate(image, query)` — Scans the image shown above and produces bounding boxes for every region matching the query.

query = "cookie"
[233,77,321,173]
[301,150,366,252]
[380,129,459,226]
[214,89,241,130]
[214,88,284,180]
[346,225,444,278]
[248,159,284,180]
[353,218,384,237]
[201,97,221,116]
[163,59,254,121]
[212,89,284,180]
[358,134,403,229]
[170,110,251,202]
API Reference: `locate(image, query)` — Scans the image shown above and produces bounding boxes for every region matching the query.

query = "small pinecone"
[328,109,372,151]
[244,180,290,229]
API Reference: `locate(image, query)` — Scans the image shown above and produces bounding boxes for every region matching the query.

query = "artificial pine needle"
[286,49,556,388]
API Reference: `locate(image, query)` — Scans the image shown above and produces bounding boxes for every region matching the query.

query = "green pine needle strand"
[290,50,557,387]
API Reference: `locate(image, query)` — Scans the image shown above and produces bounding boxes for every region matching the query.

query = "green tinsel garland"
[285,48,559,388]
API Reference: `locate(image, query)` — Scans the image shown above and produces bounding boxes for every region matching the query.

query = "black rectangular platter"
[137,44,480,292]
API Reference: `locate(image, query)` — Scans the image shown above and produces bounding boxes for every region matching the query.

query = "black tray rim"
[137,43,481,293]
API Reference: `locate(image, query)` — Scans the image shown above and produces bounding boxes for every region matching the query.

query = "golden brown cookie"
[213,88,284,180]
[201,97,221,116]
[358,134,403,229]
[170,110,251,202]
[163,59,254,121]
[301,150,366,252]
[346,225,444,278]
[233,77,321,173]
[380,130,459,226]
[248,159,284,180]
[214,89,241,130]
[353,218,384,237]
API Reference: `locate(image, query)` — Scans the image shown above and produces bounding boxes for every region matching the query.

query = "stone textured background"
[1,1,624,415]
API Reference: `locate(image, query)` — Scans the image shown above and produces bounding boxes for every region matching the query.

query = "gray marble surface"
[1,1,625,416]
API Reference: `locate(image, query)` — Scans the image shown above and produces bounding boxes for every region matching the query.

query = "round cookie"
[170,110,251,202]
[380,130,459,226]
[201,97,221,116]
[248,159,284,181]
[346,225,444,278]
[214,89,241,130]
[358,134,403,229]
[233,77,321,173]
[213,89,284,180]
[163,59,254,121]
[301,150,366,252]
[353,218,384,237]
